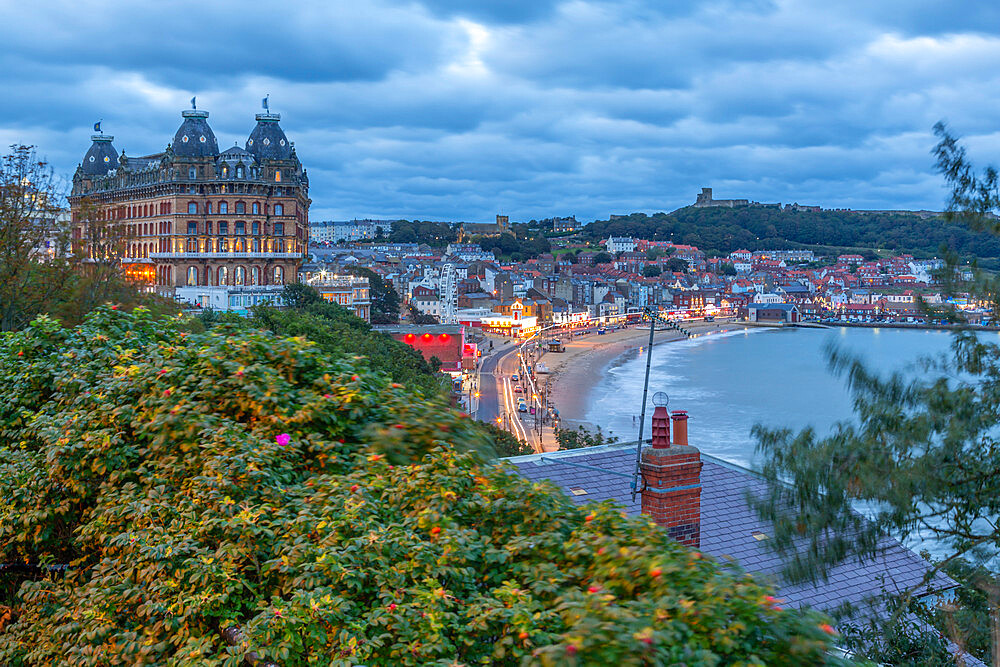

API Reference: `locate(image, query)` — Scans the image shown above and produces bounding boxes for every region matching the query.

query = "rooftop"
[507,442,954,613]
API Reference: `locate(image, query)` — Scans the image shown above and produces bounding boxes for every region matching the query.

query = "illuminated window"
[218,266,229,285]
[273,266,284,284]
[221,166,228,178]
[274,170,282,182]
[235,266,246,285]
[187,267,198,286]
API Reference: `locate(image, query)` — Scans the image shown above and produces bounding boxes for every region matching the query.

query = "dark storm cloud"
[0,0,997,220]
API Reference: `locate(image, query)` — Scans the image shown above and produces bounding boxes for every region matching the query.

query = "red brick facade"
[640,443,703,548]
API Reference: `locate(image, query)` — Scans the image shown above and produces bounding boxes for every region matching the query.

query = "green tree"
[346,266,399,324]
[592,251,613,264]
[664,257,688,273]
[642,264,661,277]
[750,124,1000,665]
[0,145,73,331]
[0,307,849,665]
[718,262,737,276]
[555,425,619,450]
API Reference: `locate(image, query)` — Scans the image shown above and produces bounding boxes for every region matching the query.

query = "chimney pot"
[650,405,671,448]
[671,410,689,447]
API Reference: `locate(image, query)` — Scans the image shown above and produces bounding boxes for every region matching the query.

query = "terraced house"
[69,104,310,296]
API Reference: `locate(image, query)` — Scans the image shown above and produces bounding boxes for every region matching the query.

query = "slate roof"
[508,443,955,613]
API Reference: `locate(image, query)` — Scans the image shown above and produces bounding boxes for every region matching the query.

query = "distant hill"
[582,207,1000,265]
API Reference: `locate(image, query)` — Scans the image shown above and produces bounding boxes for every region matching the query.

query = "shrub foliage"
[0,308,847,665]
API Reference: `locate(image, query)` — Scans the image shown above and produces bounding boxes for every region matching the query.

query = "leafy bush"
[0,308,849,665]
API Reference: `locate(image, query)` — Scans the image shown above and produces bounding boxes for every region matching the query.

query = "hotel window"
[235,221,246,235]
[236,166,244,179]
[187,202,197,214]
[252,202,260,215]
[273,203,283,216]
[205,221,213,234]
[187,267,198,286]
[187,222,197,235]
[206,202,212,214]
[274,170,282,182]
[273,266,284,284]
[219,202,228,214]
[235,202,245,214]
[188,167,197,179]
[274,222,284,236]
[218,221,229,235]
[221,166,228,178]
[235,266,246,285]
[251,221,259,235]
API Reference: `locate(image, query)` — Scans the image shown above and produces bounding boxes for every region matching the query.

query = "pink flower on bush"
[275,433,291,447]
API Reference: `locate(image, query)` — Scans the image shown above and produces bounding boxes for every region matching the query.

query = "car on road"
[511,374,519,382]
[518,402,528,412]
[513,386,522,393]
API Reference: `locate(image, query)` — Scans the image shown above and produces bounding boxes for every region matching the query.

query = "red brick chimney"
[640,409,702,548]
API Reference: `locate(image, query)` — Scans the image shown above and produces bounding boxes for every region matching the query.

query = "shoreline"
[541,321,748,431]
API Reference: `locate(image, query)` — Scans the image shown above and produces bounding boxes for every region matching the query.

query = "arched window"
[274,170,282,182]
[206,202,213,215]
[250,267,260,285]
[187,266,198,286]
[252,202,260,215]
[205,266,213,286]
[273,266,284,285]
[218,266,230,286]
[235,202,245,214]
[235,266,246,285]
[273,203,283,216]
[219,201,228,214]
[251,221,259,235]
[187,202,198,214]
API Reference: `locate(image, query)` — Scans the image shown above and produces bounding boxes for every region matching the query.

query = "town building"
[456,214,510,241]
[605,236,636,254]
[306,273,371,321]
[70,104,310,295]
[310,219,391,244]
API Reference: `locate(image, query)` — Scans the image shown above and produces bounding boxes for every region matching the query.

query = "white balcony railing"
[148,252,302,259]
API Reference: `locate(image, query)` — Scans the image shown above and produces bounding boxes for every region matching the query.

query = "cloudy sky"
[2,0,999,222]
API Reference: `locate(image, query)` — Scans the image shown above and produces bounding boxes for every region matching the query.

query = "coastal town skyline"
[6,0,1000,220]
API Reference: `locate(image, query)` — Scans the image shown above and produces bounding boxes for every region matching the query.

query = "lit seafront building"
[69,104,310,297]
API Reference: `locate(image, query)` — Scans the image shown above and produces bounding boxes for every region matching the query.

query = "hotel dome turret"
[172,109,220,157]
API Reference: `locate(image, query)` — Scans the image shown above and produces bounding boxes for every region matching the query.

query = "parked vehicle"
[597,328,607,335]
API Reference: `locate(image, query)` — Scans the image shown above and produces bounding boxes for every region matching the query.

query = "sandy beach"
[539,320,748,430]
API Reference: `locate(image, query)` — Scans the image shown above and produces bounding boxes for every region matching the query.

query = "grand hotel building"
[70,106,310,294]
